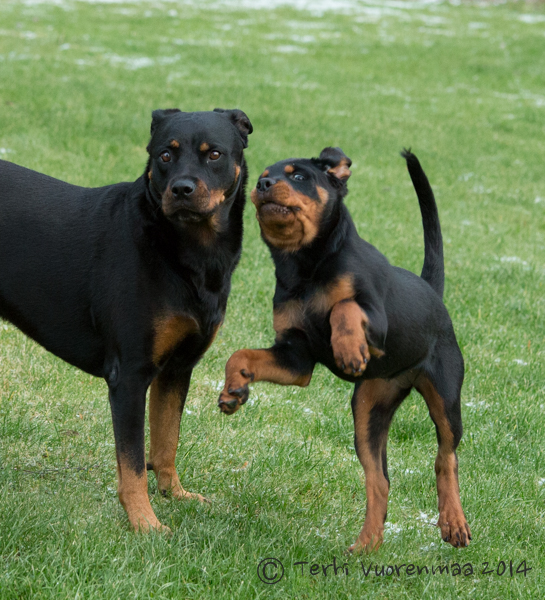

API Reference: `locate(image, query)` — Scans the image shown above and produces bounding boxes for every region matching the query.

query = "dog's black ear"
[318,147,352,181]
[150,108,181,136]
[214,108,253,148]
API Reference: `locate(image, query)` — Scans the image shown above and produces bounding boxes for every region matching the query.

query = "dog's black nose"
[256,177,276,192]
[172,179,197,198]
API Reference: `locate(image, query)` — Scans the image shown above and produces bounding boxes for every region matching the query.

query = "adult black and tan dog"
[0,107,252,531]
[218,148,471,552]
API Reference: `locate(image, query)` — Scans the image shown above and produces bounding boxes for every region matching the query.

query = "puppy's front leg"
[330,300,384,376]
[218,334,315,415]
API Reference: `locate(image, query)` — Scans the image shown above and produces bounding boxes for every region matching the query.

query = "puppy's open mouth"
[259,200,298,218]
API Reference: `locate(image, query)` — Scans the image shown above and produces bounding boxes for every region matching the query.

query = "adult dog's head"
[146,108,252,232]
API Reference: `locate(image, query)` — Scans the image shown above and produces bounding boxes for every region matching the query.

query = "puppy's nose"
[171,178,197,198]
[256,177,276,192]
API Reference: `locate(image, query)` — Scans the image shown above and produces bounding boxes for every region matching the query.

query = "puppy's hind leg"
[349,379,411,553]
[415,343,471,548]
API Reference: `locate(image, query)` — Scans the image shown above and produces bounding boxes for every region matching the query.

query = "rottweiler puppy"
[218,148,471,552]
[0,108,252,532]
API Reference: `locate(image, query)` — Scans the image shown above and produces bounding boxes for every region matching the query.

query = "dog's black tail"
[401,149,444,299]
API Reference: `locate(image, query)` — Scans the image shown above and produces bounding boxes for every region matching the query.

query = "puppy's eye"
[209,151,221,161]
[160,151,171,163]
[293,173,305,181]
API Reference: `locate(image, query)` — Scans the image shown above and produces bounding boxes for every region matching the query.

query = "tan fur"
[235,164,241,181]
[117,456,167,532]
[148,170,152,180]
[169,139,180,149]
[251,181,327,252]
[309,274,355,313]
[273,299,304,336]
[153,315,199,365]
[349,379,406,552]
[328,158,351,180]
[416,376,471,547]
[200,142,210,152]
[284,164,294,174]
[261,169,269,177]
[148,380,207,502]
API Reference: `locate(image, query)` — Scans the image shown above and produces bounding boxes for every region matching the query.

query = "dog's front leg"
[148,367,208,503]
[218,333,315,415]
[330,300,384,376]
[109,374,168,532]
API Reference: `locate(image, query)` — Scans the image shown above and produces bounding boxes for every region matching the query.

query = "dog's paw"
[438,513,472,548]
[333,337,370,376]
[347,530,383,554]
[218,368,252,415]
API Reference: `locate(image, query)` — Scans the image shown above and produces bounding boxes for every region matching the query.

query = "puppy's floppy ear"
[319,147,352,181]
[214,108,253,148]
[150,108,181,136]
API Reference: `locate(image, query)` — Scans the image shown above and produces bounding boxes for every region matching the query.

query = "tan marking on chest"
[273,300,304,335]
[309,274,355,314]
[153,315,199,365]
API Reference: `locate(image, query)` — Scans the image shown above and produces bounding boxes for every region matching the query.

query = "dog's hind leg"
[109,374,169,532]
[349,378,410,553]
[148,368,208,503]
[415,345,471,548]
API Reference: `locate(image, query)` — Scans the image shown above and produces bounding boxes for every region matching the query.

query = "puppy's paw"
[218,368,252,415]
[438,513,472,548]
[332,337,370,376]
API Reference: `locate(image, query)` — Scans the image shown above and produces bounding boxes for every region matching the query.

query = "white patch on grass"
[538,478,545,486]
[518,14,545,24]
[500,256,528,266]
[535,196,543,204]
[275,45,308,54]
[513,359,528,366]
[105,53,181,69]
[0,148,13,155]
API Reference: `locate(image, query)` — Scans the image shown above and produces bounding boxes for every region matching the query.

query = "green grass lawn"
[0,0,544,597]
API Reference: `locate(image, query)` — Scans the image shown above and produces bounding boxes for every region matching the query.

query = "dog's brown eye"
[209,151,221,161]
[160,151,171,163]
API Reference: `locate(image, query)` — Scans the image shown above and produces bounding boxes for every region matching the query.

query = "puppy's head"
[146,108,252,226]
[251,147,351,252]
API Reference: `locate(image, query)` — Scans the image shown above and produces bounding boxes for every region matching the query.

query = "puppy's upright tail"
[401,149,444,299]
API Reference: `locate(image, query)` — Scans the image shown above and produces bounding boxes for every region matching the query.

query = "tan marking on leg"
[148,379,208,503]
[349,379,404,553]
[310,274,355,314]
[219,348,313,414]
[416,376,471,548]
[169,139,180,149]
[117,455,168,532]
[331,301,371,375]
[153,315,199,365]
[199,142,210,152]
[273,299,304,336]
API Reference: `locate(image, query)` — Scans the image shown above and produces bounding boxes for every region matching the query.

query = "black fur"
[0,107,252,527]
